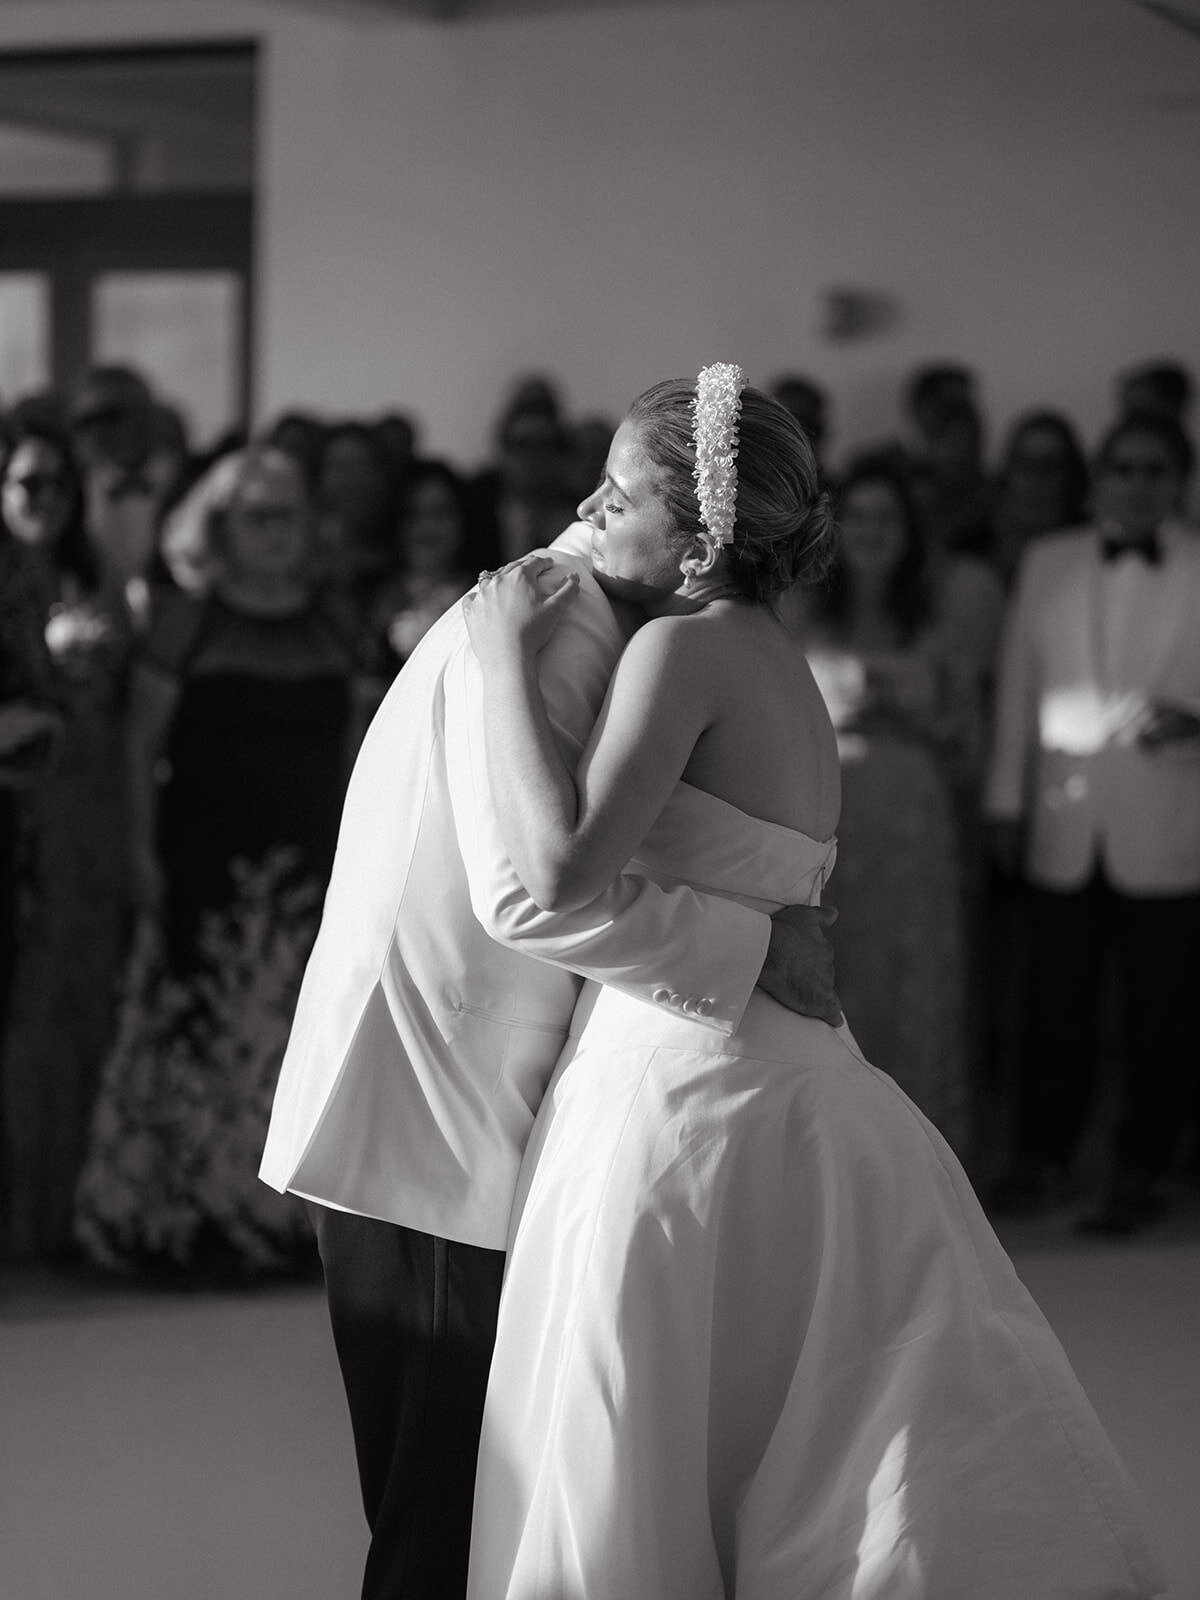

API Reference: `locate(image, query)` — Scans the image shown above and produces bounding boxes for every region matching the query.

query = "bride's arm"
[465,559,720,913]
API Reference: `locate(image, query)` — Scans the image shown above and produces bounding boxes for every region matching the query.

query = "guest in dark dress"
[74,445,358,1276]
[0,420,134,1263]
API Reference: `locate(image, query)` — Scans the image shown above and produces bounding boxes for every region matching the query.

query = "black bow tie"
[1101,533,1161,566]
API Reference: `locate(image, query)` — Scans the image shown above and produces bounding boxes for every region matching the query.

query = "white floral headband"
[691,362,746,547]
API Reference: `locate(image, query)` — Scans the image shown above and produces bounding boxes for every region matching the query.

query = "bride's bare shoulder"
[624,604,749,674]
[622,607,813,724]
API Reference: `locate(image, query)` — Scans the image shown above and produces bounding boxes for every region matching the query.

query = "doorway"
[0,41,255,449]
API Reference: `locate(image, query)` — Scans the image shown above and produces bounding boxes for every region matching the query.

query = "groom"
[261,524,840,1600]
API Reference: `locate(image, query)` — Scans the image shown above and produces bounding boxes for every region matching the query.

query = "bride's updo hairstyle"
[626,378,836,604]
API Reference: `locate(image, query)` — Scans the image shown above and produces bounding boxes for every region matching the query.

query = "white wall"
[1,0,1198,466]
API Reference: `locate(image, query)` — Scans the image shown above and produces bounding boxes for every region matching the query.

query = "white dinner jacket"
[260,529,771,1248]
[985,521,1200,894]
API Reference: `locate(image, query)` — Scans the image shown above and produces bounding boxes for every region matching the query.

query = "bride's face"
[576,419,686,602]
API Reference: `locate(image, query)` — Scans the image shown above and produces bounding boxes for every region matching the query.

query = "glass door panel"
[91,269,242,449]
[0,271,52,401]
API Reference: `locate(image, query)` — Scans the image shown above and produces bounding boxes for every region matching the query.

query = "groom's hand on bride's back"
[757,904,843,1027]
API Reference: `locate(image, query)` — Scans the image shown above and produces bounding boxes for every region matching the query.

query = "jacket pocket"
[453,999,570,1036]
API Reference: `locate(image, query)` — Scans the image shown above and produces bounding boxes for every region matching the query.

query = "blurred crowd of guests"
[787,358,1199,1242]
[0,353,1196,1280]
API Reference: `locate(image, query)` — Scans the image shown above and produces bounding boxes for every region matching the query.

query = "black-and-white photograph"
[0,1,1196,1596]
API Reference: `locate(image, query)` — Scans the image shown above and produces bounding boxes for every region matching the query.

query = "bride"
[461,367,1162,1599]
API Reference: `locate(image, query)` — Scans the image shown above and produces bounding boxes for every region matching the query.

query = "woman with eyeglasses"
[73,443,360,1280]
[0,418,135,1265]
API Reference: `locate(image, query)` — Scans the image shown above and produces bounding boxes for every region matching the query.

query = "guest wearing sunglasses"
[986,413,1200,1234]
[0,419,134,1263]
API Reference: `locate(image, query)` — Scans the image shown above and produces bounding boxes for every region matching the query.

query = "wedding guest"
[157,444,244,596]
[374,410,420,495]
[0,419,134,1262]
[802,462,974,1149]
[502,371,564,418]
[316,422,400,626]
[74,445,358,1276]
[68,365,161,625]
[976,410,1088,1150]
[846,361,984,537]
[769,373,829,475]
[145,400,192,505]
[137,445,359,967]
[1115,363,1196,520]
[364,459,474,685]
[907,362,977,433]
[0,509,63,1033]
[564,416,617,506]
[914,394,993,557]
[7,389,67,433]
[843,446,1006,697]
[989,409,1089,586]
[464,401,577,572]
[1116,359,1193,426]
[986,413,1200,1232]
[264,408,327,487]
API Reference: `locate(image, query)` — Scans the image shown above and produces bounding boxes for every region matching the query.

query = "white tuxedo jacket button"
[668,991,683,1008]
[681,997,698,1014]
[653,987,671,1004]
[695,998,714,1016]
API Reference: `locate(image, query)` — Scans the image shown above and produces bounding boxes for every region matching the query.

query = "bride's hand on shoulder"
[463,555,580,667]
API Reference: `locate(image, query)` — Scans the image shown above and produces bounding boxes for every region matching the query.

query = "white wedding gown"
[467,793,1164,1600]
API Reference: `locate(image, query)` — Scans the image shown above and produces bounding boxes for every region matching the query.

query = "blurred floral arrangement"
[74,849,320,1276]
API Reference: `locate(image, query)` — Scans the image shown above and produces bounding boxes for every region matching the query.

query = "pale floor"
[1,1239,1197,1600]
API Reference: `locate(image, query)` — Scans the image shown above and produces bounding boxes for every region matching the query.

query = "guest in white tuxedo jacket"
[985,412,1200,1232]
[260,522,836,1600]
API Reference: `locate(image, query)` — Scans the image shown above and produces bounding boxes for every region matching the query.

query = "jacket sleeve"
[984,551,1039,821]
[443,566,769,1036]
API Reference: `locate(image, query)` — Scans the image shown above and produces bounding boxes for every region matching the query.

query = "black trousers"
[311,1205,506,1600]
[1016,867,1200,1179]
